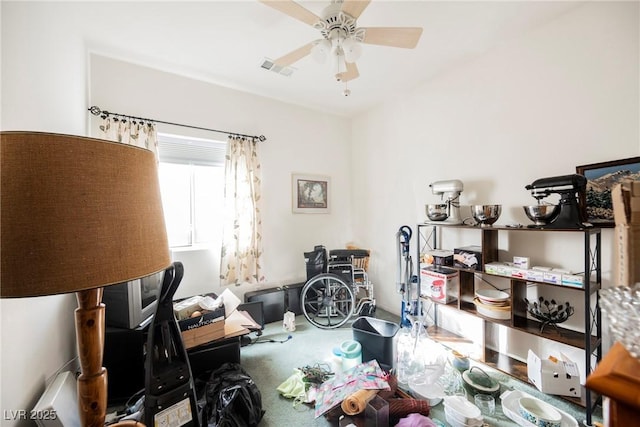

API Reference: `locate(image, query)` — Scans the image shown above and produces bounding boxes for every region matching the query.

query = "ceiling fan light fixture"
[311,39,332,63]
[330,32,345,50]
[342,37,362,63]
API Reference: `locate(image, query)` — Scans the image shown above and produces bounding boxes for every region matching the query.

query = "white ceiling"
[79,1,583,118]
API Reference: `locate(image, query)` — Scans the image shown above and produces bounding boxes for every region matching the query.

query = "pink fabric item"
[394,413,437,427]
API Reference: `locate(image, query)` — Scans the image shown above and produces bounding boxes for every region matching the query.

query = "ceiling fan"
[259,0,423,95]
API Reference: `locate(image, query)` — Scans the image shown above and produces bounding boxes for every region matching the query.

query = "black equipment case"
[283,282,305,316]
[244,287,286,324]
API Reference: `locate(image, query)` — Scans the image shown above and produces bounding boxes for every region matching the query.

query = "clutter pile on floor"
[277,359,436,427]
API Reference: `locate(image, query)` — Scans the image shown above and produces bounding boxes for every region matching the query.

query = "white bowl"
[475,289,510,304]
[501,390,578,427]
[445,407,484,427]
[473,298,511,320]
[518,396,562,427]
[444,395,482,425]
[408,364,445,406]
[410,381,444,407]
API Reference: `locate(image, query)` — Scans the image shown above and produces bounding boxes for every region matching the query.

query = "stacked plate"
[474,289,511,320]
[475,289,510,305]
[444,396,483,427]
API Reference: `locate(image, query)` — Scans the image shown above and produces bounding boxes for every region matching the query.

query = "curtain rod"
[88,106,266,142]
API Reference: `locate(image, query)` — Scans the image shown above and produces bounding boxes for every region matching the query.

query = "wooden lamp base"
[75,288,107,427]
[75,288,150,427]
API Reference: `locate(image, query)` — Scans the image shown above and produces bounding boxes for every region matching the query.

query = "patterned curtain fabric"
[220,136,264,286]
[99,116,159,158]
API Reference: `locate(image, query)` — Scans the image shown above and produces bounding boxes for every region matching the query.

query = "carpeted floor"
[240,310,400,426]
[239,310,602,427]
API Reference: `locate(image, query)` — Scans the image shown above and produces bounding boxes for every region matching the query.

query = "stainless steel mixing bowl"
[426,204,448,221]
[523,204,560,226]
[470,205,502,226]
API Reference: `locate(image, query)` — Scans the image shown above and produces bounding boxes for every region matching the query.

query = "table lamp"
[1,131,171,427]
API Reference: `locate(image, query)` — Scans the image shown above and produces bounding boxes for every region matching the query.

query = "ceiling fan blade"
[259,0,320,26]
[273,42,314,66]
[336,62,359,82]
[341,0,371,19]
[361,27,423,49]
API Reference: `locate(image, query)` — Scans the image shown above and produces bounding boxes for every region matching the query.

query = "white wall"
[88,54,353,300]
[350,1,639,377]
[1,2,89,422]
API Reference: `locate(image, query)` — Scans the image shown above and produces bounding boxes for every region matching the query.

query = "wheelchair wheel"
[301,273,355,329]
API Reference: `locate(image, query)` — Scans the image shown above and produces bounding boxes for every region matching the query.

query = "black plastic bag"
[197,362,265,427]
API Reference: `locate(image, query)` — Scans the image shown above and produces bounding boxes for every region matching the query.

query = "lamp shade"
[1,131,171,298]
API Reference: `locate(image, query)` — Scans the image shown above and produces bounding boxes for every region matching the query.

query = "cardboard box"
[612,180,640,226]
[420,266,459,304]
[614,224,640,287]
[496,262,515,277]
[421,250,454,267]
[453,246,482,270]
[527,350,581,398]
[542,270,563,285]
[484,262,513,276]
[181,321,225,349]
[524,269,545,282]
[510,268,527,279]
[173,295,206,320]
[484,262,500,275]
[561,273,584,288]
[612,180,640,286]
[513,256,530,269]
[178,306,226,349]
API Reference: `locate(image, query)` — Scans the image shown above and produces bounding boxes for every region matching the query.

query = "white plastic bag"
[283,310,296,332]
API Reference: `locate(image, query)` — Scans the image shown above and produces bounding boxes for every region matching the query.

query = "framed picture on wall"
[292,174,330,214]
[576,156,640,227]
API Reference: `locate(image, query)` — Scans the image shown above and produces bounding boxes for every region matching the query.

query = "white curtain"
[220,136,264,286]
[99,116,158,158]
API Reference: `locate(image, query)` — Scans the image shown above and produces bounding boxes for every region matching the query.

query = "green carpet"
[240,313,389,426]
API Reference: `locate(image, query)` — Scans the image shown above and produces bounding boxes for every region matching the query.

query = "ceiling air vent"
[261,58,295,77]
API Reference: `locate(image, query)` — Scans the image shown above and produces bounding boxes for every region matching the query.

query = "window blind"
[157,133,227,167]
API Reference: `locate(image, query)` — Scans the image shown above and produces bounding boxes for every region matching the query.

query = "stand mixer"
[524,174,589,229]
[428,180,464,224]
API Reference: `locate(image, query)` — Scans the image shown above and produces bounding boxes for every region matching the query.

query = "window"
[157,133,226,248]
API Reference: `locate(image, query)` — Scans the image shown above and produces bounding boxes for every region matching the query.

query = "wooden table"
[586,342,640,427]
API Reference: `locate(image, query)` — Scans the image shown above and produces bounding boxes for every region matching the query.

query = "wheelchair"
[301,246,376,329]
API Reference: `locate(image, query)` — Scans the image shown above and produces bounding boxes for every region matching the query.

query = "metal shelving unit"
[415,223,602,425]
